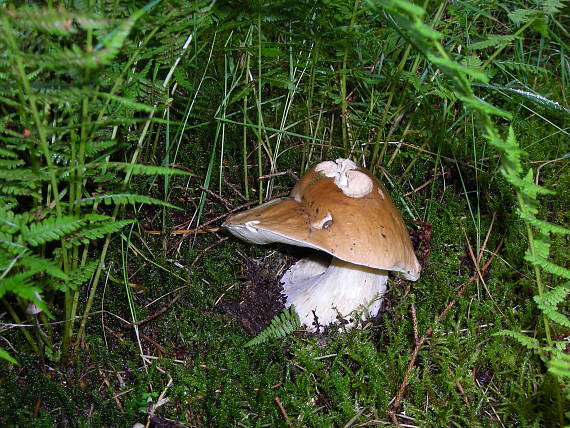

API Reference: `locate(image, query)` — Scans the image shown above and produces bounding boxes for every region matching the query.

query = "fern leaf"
[75,193,181,209]
[495,61,548,75]
[525,254,570,279]
[508,9,540,25]
[19,253,69,280]
[503,174,555,196]
[542,0,568,15]
[10,6,80,36]
[0,272,34,299]
[0,159,25,169]
[528,233,551,259]
[468,34,518,50]
[548,352,570,380]
[534,284,570,307]
[84,140,121,158]
[375,0,425,17]
[518,212,570,235]
[54,260,99,292]
[539,306,570,328]
[22,216,86,246]
[0,273,51,318]
[85,4,152,69]
[65,219,135,247]
[244,306,301,347]
[0,209,22,234]
[95,93,154,113]
[493,330,541,351]
[104,162,195,176]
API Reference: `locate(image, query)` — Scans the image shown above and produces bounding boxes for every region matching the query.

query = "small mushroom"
[223,158,421,331]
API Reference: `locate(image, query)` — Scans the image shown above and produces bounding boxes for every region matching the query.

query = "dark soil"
[220,256,287,336]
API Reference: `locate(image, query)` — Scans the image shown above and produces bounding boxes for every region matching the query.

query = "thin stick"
[389,239,503,424]
[274,396,294,428]
[258,169,299,181]
[199,185,233,210]
[410,304,419,345]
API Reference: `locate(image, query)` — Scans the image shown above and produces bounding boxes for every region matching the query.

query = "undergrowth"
[0,0,569,426]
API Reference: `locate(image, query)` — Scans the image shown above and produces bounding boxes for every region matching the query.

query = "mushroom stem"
[281,256,388,331]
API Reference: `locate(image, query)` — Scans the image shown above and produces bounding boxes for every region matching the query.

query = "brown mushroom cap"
[223,161,421,280]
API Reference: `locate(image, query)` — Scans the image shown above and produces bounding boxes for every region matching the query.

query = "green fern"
[468,34,518,51]
[74,193,181,209]
[104,162,195,176]
[244,306,301,347]
[22,216,87,247]
[493,330,541,351]
[64,219,135,248]
[371,0,570,408]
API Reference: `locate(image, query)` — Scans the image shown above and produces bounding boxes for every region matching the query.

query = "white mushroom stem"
[281,256,388,331]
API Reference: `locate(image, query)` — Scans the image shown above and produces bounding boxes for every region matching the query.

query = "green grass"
[1,0,569,426]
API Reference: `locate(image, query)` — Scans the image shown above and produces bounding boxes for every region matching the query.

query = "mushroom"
[223,158,421,331]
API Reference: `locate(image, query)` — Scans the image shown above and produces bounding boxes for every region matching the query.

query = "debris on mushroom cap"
[223,159,421,281]
[314,158,373,198]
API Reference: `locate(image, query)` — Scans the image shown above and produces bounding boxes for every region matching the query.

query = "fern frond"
[534,284,570,307]
[525,254,570,279]
[75,193,181,209]
[86,4,151,69]
[468,34,518,50]
[0,209,22,234]
[58,260,100,292]
[95,92,155,113]
[547,349,570,380]
[21,216,86,246]
[493,330,541,351]
[65,219,135,247]
[19,253,69,280]
[104,162,194,176]
[426,54,488,83]
[539,306,570,328]
[495,61,548,75]
[456,93,511,118]
[503,174,555,197]
[518,212,570,235]
[0,159,25,169]
[0,272,35,299]
[245,306,301,347]
[84,140,121,158]
[542,0,568,15]
[529,233,551,259]
[508,9,540,25]
[9,6,81,36]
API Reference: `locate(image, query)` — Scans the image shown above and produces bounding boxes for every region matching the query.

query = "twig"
[448,367,470,408]
[410,304,418,345]
[258,169,299,181]
[463,228,503,315]
[274,396,294,428]
[199,185,233,210]
[388,238,503,424]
